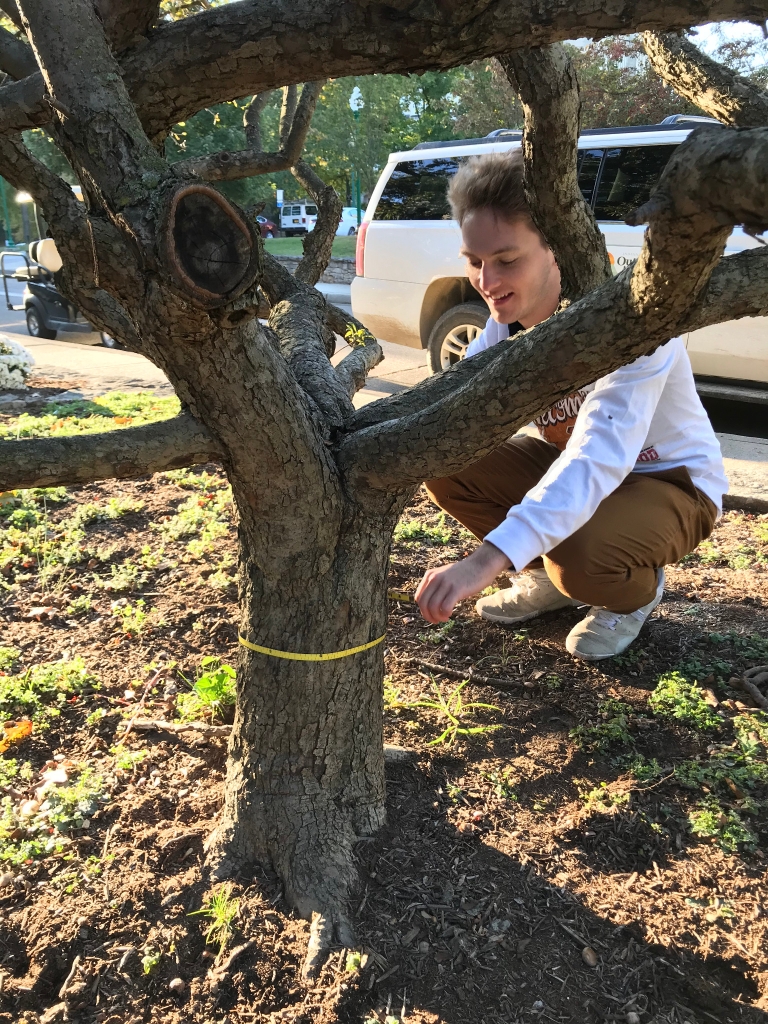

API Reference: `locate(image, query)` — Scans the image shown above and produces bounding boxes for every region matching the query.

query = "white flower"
[0,334,35,390]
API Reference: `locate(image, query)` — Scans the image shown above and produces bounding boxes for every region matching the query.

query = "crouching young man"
[415,152,727,660]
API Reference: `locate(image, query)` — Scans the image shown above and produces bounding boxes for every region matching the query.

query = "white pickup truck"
[351,115,768,404]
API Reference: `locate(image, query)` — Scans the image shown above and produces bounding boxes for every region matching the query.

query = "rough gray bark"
[500,45,612,302]
[97,0,160,52]
[0,413,221,489]
[2,0,768,139]
[3,0,768,980]
[643,30,768,127]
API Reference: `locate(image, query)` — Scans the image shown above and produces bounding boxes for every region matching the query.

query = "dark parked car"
[1,240,115,345]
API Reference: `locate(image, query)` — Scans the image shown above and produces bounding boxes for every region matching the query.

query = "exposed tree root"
[738,666,768,711]
[303,906,356,981]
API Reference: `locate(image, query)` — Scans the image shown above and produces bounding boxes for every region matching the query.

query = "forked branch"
[174,82,324,182]
[642,31,768,127]
[0,23,37,80]
[500,44,612,301]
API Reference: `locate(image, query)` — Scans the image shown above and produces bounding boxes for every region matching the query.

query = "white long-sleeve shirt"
[466,318,728,572]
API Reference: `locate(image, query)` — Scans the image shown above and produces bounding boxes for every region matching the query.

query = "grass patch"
[154,489,232,558]
[0,392,179,440]
[689,801,756,853]
[263,236,356,259]
[189,883,240,953]
[410,680,502,746]
[394,512,453,546]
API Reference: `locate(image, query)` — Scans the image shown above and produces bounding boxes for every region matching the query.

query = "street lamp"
[349,87,364,227]
[16,190,40,243]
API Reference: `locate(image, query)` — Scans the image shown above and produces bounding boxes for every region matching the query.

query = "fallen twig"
[736,666,768,712]
[118,719,232,737]
[406,658,524,690]
[117,668,163,746]
[58,954,81,999]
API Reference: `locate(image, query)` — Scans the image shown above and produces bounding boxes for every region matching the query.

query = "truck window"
[577,149,603,206]
[374,158,459,220]
[305,205,318,216]
[594,145,676,221]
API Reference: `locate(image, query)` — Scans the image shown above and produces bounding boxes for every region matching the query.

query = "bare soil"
[1,441,767,1024]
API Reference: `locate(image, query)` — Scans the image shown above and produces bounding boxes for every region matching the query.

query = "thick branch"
[19,0,165,213]
[643,31,768,127]
[350,244,768,435]
[279,84,298,149]
[270,288,354,431]
[0,23,37,80]
[0,413,221,490]
[500,45,611,301]
[334,341,384,399]
[0,1,22,29]
[97,0,160,53]
[338,127,768,496]
[176,81,323,183]
[0,72,47,133]
[5,1,768,141]
[120,0,768,138]
[292,159,342,287]
[243,91,271,149]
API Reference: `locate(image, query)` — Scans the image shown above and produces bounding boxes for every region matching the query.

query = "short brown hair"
[448,150,529,226]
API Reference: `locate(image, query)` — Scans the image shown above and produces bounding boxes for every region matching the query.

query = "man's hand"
[415,542,512,624]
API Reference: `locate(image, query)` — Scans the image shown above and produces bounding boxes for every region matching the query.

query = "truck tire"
[426,302,488,374]
[26,306,57,340]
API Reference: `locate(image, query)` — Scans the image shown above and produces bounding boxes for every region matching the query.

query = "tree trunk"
[206,502,396,953]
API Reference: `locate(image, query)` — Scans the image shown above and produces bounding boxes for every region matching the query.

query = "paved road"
[1,280,765,510]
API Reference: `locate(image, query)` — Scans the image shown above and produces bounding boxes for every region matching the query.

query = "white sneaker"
[475,567,581,625]
[566,569,665,661]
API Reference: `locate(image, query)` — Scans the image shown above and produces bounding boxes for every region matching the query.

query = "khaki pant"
[425,436,717,614]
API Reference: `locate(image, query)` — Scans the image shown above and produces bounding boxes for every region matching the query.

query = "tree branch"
[337,127,768,496]
[0,71,48,133]
[500,45,611,302]
[349,243,768,435]
[279,83,298,149]
[334,340,384,398]
[120,0,768,138]
[642,31,768,127]
[175,81,323,183]
[18,0,166,215]
[0,0,22,29]
[97,0,160,53]
[0,413,221,490]
[243,91,271,149]
[0,23,37,80]
[291,159,342,287]
[5,1,768,142]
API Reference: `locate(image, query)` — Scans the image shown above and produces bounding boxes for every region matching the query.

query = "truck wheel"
[426,302,488,373]
[26,307,57,340]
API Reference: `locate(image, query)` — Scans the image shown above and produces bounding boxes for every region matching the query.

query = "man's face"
[460,208,561,328]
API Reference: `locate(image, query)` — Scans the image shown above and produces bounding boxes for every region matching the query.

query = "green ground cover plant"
[0,656,98,725]
[177,657,237,722]
[189,884,240,953]
[570,699,634,752]
[410,680,502,746]
[649,672,722,730]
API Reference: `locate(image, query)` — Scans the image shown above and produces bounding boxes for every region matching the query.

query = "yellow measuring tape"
[238,633,385,662]
[237,591,414,662]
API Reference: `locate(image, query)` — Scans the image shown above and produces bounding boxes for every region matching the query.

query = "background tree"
[0,0,767,977]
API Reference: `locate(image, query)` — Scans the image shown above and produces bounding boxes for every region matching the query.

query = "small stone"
[626,1014,641,1024]
[0,872,13,888]
[418,940,430,953]
[581,946,599,967]
[168,977,185,994]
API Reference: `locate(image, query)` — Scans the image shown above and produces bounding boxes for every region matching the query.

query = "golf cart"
[0,238,118,346]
